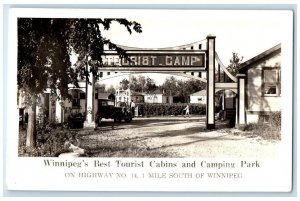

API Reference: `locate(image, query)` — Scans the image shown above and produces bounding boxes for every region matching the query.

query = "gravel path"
[78,116,280,158]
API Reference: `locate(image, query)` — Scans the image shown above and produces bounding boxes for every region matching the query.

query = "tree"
[216,52,243,82]
[119,78,130,90]
[120,75,157,93]
[227,52,243,76]
[129,75,141,91]
[161,76,206,103]
[18,18,142,148]
[181,79,206,102]
[106,85,116,94]
[144,77,157,93]
[161,76,178,96]
[137,75,147,92]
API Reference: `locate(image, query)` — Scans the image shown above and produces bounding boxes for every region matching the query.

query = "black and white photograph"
[4,7,294,192]
[16,13,285,158]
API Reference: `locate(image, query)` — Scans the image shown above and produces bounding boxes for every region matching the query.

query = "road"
[97,115,208,131]
[78,116,279,158]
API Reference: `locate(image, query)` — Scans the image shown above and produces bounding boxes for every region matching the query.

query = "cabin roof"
[239,44,281,73]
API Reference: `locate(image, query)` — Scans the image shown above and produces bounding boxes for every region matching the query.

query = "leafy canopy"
[18,18,142,103]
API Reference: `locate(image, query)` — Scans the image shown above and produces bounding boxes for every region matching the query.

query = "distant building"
[239,44,281,123]
[189,90,206,104]
[131,91,144,103]
[115,89,131,106]
[144,89,173,104]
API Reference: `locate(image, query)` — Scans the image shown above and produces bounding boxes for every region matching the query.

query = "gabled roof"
[98,92,111,96]
[190,90,206,96]
[131,92,144,96]
[239,43,281,73]
[146,89,164,95]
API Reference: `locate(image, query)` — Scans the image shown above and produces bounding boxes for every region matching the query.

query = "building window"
[72,97,80,109]
[259,114,270,123]
[263,69,280,96]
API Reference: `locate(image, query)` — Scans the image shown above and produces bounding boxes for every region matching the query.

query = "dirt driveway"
[77,116,280,158]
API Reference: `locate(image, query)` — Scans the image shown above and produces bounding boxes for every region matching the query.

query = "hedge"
[136,103,206,116]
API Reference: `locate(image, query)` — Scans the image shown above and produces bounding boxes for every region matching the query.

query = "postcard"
[5,8,293,192]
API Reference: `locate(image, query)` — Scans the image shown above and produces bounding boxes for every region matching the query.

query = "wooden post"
[84,72,95,128]
[236,74,246,128]
[206,35,216,129]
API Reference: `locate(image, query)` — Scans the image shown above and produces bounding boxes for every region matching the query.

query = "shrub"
[136,103,206,116]
[243,112,281,140]
[269,111,281,127]
[18,125,79,157]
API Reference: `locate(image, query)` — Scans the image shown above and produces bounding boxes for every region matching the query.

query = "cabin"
[143,89,173,104]
[239,44,281,123]
[189,90,206,104]
[131,91,145,103]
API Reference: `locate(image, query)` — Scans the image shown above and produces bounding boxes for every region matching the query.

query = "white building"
[143,89,173,104]
[239,44,281,123]
[189,90,206,104]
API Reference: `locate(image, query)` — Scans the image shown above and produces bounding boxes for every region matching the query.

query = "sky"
[17,8,291,88]
[96,9,292,88]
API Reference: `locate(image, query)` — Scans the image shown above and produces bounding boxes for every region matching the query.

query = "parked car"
[96,99,133,124]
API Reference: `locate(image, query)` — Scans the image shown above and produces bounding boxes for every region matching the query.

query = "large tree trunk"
[26,97,37,148]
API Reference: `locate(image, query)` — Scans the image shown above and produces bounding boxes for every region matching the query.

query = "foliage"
[118,75,206,100]
[119,78,130,90]
[216,52,243,82]
[119,75,157,92]
[18,124,172,157]
[18,18,142,147]
[243,112,281,140]
[137,75,147,92]
[95,83,116,94]
[106,85,116,94]
[160,76,179,96]
[18,18,142,101]
[161,76,206,102]
[227,52,243,76]
[19,125,79,157]
[136,103,206,116]
[144,77,157,92]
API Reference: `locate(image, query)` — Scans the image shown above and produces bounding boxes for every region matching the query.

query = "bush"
[136,103,206,116]
[18,125,79,157]
[243,112,281,140]
[269,111,281,127]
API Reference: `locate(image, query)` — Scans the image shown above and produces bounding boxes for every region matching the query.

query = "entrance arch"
[83,35,246,129]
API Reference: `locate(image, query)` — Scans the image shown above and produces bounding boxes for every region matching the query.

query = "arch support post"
[236,74,246,128]
[84,72,95,128]
[206,35,216,129]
